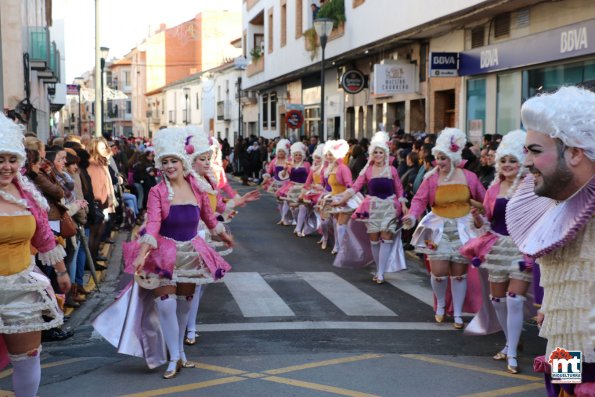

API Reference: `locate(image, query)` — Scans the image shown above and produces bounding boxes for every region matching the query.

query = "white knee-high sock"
[321,219,330,242]
[490,296,508,353]
[450,275,468,320]
[176,295,193,362]
[506,293,525,361]
[155,294,180,370]
[9,346,41,397]
[336,224,346,252]
[377,240,393,281]
[296,205,307,234]
[186,285,203,339]
[281,202,290,223]
[430,274,448,315]
[370,240,380,269]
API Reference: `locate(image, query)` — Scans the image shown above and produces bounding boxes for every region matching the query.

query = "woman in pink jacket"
[276,142,311,229]
[323,139,353,255]
[262,139,291,224]
[128,128,233,379]
[460,130,531,374]
[298,144,328,243]
[337,132,407,283]
[403,128,485,329]
[0,114,70,397]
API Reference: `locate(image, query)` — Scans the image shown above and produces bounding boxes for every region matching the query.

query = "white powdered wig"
[323,139,349,160]
[276,139,291,156]
[521,86,595,161]
[290,141,307,158]
[153,128,194,201]
[490,129,527,197]
[426,128,467,181]
[184,126,212,163]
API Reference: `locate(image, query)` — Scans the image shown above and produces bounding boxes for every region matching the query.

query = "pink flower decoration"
[449,135,460,152]
[185,144,195,155]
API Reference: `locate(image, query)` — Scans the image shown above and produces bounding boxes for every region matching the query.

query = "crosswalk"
[206,270,435,320]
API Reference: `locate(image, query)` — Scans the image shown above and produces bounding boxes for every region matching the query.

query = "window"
[124,71,131,87]
[281,1,287,47]
[295,0,303,38]
[126,100,132,114]
[268,8,274,54]
[196,93,199,109]
[496,73,521,134]
[522,60,595,101]
[494,13,511,38]
[262,94,268,129]
[471,26,484,48]
[270,92,277,128]
[466,79,486,141]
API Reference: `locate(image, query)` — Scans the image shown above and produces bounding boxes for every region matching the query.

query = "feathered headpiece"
[323,139,349,160]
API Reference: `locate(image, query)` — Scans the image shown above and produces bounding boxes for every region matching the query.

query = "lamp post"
[234,56,248,145]
[183,87,190,125]
[100,46,109,138]
[313,18,334,142]
[74,76,84,135]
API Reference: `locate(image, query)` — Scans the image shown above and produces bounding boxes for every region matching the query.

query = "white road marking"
[224,272,295,317]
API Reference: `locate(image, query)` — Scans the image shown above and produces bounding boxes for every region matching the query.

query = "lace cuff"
[38,244,67,266]
[139,233,158,249]
[398,197,408,203]
[210,222,225,236]
[226,199,237,209]
[469,214,490,235]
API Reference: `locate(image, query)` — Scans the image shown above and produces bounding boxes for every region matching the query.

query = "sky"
[53,0,242,82]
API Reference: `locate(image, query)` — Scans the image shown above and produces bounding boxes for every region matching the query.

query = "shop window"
[523,60,595,101]
[494,13,510,38]
[262,94,268,129]
[466,79,486,144]
[471,26,484,49]
[496,73,521,134]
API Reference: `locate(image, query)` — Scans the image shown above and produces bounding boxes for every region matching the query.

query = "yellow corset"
[432,184,471,219]
[328,173,346,195]
[207,193,218,213]
[313,172,321,185]
[0,214,36,276]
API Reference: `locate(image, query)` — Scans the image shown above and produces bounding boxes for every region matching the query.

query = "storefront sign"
[286,109,304,130]
[460,19,595,75]
[340,69,366,94]
[66,84,80,95]
[372,63,416,95]
[430,52,458,77]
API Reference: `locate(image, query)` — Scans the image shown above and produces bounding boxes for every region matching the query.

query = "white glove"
[402,214,416,230]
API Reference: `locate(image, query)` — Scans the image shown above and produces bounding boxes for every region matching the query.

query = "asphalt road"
[0,181,548,397]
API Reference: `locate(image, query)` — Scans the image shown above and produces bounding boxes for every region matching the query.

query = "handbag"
[90,200,105,225]
[59,211,77,238]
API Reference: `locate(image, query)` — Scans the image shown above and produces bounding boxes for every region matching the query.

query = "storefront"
[460,18,595,138]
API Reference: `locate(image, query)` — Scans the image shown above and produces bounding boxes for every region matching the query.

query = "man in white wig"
[507,86,595,396]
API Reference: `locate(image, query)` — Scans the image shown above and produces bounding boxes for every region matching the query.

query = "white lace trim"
[0,210,31,216]
[210,222,225,236]
[194,175,217,195]
[38,244,66,266]
[0,189,28,208]
[139,233,158,249]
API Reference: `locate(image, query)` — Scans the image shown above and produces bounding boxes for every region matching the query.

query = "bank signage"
[460,19,595,76]
[341,69,366,94]
[430,52,458,77]
[372,63,416,95]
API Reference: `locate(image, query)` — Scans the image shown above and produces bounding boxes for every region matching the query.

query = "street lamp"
[183,87,191,125]
[234,56,248,144]
[100,46,109,138]
[74,76,84,135]
[313,18,334,142]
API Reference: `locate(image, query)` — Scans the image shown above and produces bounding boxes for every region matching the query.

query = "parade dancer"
[336,132,407,283]
[299,144,328,242]
[404,128,485,329]
[183,130,259,345]
[460,129,531,373]
[96,128,233,379]
[276,142,311,235]
[262,139,290,224]
[0,113,70,397]
[507,86,594,396]
[321,140,353,255]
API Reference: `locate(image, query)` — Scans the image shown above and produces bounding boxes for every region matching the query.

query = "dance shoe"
[163,360,181,379]
[178,359,196,368]
[506,357,519,374]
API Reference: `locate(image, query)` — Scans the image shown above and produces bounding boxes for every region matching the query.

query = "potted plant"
[250,46,262,61]
[317,0,346,28]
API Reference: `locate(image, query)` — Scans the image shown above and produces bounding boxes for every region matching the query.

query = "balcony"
[29,27,50,70]
[246,55,264,77]
[216,100,232,121]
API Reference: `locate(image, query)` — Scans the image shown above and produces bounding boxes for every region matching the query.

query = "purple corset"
[290,167,308,183]
[368,177,394,199]
[160,204,200,241]
[273,166,284,181]
[491,198,509,236]
[324,177,331,192]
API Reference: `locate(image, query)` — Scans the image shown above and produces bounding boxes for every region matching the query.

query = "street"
[0,183,547,397]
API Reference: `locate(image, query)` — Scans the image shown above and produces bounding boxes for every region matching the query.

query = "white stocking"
[506,293,525,365]
[377,240,393,281]
[280,202,290,224]
[490,296,508,354]
[450,275,468,322]
[186,285,203,340]
[335,224,346,253]
[296,205,307,234]
[430,274,448,315]
[370,240,380,269]
[155,294,180,371]
[9,346,41,397]
[321,219,330,242]
[176,295,193,363]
